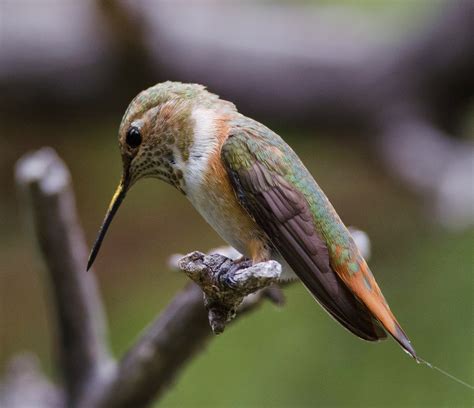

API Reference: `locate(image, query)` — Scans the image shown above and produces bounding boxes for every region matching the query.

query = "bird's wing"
[221,126,387,342]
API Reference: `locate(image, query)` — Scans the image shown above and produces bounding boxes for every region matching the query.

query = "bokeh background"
[1,1,473,407]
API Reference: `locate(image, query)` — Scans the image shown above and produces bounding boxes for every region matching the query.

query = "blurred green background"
[1,1,473,407]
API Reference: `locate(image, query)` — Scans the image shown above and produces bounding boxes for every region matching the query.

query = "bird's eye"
[126,127,142,148]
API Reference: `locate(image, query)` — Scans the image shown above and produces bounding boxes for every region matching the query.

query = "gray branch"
[0,354,64,408]
[90,253,282,408]
[81,283,209,408]
[179,251,281,334]
[14,149,114,406]
[139,0,473,129]
[3,0,472,131]
[376,116,474,229]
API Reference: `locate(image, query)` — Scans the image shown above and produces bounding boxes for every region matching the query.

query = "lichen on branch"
[178,251,282,334]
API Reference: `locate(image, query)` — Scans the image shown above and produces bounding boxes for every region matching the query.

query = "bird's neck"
[182,108,230,197]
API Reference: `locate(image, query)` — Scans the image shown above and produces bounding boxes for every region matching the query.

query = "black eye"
[126,127,142,148]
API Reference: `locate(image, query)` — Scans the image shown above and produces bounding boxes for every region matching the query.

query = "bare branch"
[91,253,282,408]
[0,354,64,408]
[376,117,474,229]
[15,148,113,405]
[3,1,472,135]
[178,251,281,334]
[145,0,473,129]
[86,283,207,408]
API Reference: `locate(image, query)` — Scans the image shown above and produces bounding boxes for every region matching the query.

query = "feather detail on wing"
[221,130,386,342]
[221,126,417,358]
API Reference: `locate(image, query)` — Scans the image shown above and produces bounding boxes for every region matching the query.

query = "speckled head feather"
[118,81,234,189]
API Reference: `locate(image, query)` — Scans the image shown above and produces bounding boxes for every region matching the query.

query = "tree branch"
[0,354,64,408]
[83,283,208,408]
[179,251,281,334]
[90,253,282,408]
[376,116,474,229]
[143,0,473,129]
[3,1,472,133]
[15,148,113,406]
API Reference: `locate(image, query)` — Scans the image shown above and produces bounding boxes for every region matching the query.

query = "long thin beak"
[86,178,128,271]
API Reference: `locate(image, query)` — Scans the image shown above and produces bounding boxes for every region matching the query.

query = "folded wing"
[221,129,387,341]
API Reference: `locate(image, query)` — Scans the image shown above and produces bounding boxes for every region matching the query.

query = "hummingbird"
[87,81,417,359]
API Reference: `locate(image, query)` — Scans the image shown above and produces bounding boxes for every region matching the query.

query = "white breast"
[183,108,220,193]
[183,108,250,255]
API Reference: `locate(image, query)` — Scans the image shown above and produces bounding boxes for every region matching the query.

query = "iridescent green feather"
[226,115,363,269]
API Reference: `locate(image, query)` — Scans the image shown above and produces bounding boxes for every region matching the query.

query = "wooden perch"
[14,148,113,407]
[178,251,281,334]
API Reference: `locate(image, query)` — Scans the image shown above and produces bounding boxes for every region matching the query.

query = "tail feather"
[337,260,417,359]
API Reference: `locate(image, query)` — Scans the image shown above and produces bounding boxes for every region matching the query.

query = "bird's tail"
[339,260,418,360]
[364,294,418,360]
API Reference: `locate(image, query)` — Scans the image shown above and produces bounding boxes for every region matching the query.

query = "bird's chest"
[185,156,265,258]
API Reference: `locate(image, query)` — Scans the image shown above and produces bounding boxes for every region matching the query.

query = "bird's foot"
[177,251,282,334]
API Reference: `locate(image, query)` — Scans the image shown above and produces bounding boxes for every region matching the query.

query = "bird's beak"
[86,176,129,271]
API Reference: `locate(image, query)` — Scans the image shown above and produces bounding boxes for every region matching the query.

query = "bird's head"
[87,81,234,270]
